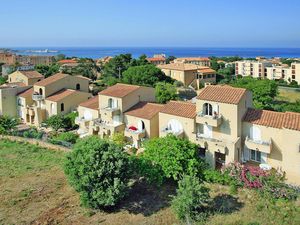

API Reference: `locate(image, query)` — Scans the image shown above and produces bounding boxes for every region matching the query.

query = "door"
[203,124,212,138]
[83,110,93,120]
[215,152,226,170]
[138,120,145,131]
[250,125,261,141]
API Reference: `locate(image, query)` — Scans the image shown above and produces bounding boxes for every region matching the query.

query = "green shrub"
[0,116,19,135]
[64,136,131,208]
[204,169,233,185]
[142,135,208,182]
[51,132,79,144]
[23,128,44,139]
[171,175,210,222]
[44,115,72,131]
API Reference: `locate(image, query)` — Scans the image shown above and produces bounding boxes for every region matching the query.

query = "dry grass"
[0,140,299,225]
[277,88,300,102]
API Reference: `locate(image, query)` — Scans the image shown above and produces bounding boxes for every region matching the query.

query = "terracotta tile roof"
[18,88,33,98]
[243,108,286,129]
[160,101,196,119]
[176,57,210,61]
[283,112,300,131]
[79,96,99,110]
[35,73,69,87]
[197,85,247,105]
[158,63,199,71]
[58,59,77,64]
[197,67,216,74]
[3,82,27,87]
[20,70,44,79]
[99,83,141,98]
[125,102,164,120]
[243,109,300,131]
[147,57,166,62]
[46,89,76,102]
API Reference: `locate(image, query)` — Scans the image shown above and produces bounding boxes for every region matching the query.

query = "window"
[76,83,80,90]
[292,75,296,79]
[39,88,43,95]
[199,147,206,158]
[60,103,64,112]
[203,103,213,116]
[17,98,22,106]
[250,150,261,162]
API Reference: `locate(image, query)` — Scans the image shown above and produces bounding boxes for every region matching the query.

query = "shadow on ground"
[211,194,244,214]
[106,179,177,216]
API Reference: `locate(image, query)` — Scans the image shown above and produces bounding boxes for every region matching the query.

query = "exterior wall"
[291,63,300,84]
[159,112,195,140]
[242,122,300,185]
[124,115,151,137]
[34,75,89,98]
[0,53,16,65]
[8,71,43,85]
[45,92,91,117]
[0,86,31,116]
[174,59,211,67]
[265,66,291,80]
[161,68,196,86]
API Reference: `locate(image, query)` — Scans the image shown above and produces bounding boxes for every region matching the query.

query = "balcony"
[195,133,240,154]
[100,107,120,118]
[196,112,222,127]
[161,127,184,138]
[124,128,146,140]
[92,118,124,133]
[32,93,44,101]
[244,136,272,154]
[75,117,90,127]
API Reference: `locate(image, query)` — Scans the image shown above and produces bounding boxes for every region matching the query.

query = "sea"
[9,47,300,59]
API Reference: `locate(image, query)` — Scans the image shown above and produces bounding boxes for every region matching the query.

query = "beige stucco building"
[8,70,44,86]
[173,57,211,67]
[77,83,300,185]
[158,63,216,89]
[235,60,272,78]
[17,73,91,126]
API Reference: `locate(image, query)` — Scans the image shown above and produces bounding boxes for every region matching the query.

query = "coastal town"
[1,47,300,224]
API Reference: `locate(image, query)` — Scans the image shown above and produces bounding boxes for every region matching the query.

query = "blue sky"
[1,0,300,47]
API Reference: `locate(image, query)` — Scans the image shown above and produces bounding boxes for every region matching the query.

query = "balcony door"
[250,125,261,141]
[83,110,93,120]
[203,124,212,138]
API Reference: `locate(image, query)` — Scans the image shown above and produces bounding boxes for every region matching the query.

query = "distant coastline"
[5,47,300,59]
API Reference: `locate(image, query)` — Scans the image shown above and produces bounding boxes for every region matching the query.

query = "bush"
[155,82,178,104]
[142,135,208,182]
[64,136,131,208]
[50,132,79,144]
[23,128,44,139]
[44,114,73,131]
[0,116,19,135]
[204,169,233,185]
[130,156,165,185]
[171,175,210,222]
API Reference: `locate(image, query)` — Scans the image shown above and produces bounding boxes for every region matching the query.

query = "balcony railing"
[32,93,44,101]
[245,136,272,154]
[125,128,146,140]
[196,111,222,127]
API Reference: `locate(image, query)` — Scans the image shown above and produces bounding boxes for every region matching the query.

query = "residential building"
[173,57,211,67]
[76,83,300,184]
[8,70,44,86]
[158,63,216,89]
[291,62,300,84]
[235,60,272,78]
[265,65,291,81]
[147,57,166,65]
[17,73,92,126]
[0,52,16,65]
[0,82,31,117]
[16,55,54,65]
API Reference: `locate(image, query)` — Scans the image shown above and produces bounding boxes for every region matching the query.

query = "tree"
[171,175,210,222]
[44,115,72,131]
[166,56,176,64]
[64,136,131,208]
[230,76,278,109]
[35,63,60,78]
[122,64,172,87]
[130,54,150,66]
[155,82,178,103]
[142,135,207,181]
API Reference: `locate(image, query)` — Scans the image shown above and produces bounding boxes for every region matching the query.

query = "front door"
[215,152,226,170]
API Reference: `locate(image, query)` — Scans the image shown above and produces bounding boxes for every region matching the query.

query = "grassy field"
[0,139,299,225]
[277,88,300,102]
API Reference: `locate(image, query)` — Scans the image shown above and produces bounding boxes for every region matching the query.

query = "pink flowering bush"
[240,165,268,188]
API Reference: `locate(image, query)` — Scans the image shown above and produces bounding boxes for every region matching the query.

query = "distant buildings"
[173,57,211,67]
[147,54,166,65]
[235,60,300,84]
[0,52,54,66]
[158,63,216,89]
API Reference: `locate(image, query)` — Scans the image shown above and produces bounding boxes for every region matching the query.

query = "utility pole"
[117,66,122,80]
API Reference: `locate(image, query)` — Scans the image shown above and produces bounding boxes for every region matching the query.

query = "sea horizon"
[4,46,300,59]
